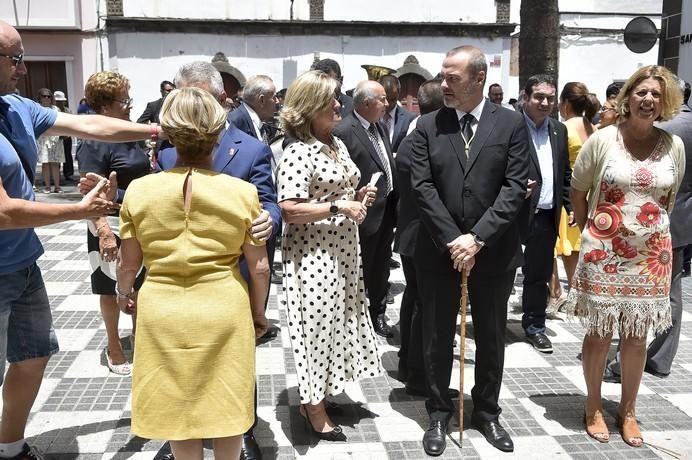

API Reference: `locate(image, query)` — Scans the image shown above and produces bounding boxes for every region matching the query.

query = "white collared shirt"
[244,103,263,140]
[354,109,393,185]
[454,98,486,137]
[523,112,554,210]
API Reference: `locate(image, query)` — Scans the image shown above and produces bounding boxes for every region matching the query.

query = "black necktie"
[460,113,475,157]
[367,124,393,194]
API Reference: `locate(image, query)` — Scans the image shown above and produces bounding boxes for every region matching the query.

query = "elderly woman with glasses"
[76,71,151,375]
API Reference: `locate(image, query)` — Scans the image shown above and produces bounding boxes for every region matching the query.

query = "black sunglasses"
[39,94,52,98]
[0,52,24,66]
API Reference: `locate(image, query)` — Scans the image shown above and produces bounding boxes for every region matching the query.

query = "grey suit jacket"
[658,103,692,248]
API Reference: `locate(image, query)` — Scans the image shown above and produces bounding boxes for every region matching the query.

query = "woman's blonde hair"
[159,87,227,159]
[84,71,129,113]
[615,65,682,122]
[279,70,338,142]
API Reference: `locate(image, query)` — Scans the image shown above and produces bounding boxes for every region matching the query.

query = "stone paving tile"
[20,221,692,459]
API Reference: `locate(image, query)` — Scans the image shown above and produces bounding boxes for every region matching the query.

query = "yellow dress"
[555,126,583,256]
[119,167,263,440]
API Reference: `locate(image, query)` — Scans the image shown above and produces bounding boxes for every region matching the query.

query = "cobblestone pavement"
[7,191,692,458]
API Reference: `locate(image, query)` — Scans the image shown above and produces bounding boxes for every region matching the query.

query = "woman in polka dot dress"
[277,71,383,441]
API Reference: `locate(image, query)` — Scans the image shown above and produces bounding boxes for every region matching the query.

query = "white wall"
[678,0,692,83]
[122,0,496,23]
[510,0,662,25]
[107,32,507,119]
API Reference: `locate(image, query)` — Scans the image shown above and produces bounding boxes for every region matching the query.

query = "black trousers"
[62,137,73,179]
[646,246,684,374]
[360,199,396,319]
[419,267,514,422]
[398,255,424,385]
[521,209,558,335]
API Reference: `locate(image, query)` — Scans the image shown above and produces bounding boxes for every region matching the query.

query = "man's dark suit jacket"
[339,93,354,117]
[156,122,281,243]
[659,103,692,249]
[387,106,417,153]
[393,133,418,257]
[136,98,164,124]
[519,116,572,239]
[409,104,529,275]
[333,111,398,237]
[229,104,259,140]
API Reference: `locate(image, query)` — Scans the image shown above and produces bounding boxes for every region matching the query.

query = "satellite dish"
[624,16,659,53]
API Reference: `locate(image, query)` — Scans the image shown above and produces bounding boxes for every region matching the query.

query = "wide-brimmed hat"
[53,90,67,101]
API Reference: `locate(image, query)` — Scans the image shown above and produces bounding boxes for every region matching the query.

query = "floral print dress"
[567,133,674,338]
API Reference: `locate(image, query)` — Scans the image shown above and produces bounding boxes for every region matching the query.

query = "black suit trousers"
[521,209,558,335]
[398,255,424,385]
[419,265,514,422]
[361,196,396,318]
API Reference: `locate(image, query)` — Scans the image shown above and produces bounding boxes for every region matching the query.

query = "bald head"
[0,20,26,96]
[353,80,389,123]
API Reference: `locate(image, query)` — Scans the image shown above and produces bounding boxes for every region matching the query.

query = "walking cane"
[458,266,469,444]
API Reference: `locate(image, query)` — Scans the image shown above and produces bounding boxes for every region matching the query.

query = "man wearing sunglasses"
[0,20,166,460]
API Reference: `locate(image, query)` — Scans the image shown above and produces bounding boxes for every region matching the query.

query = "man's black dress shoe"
[473,418,514,452]
[159,453,174,460]
[240,433,262,460]
[644,365,670,379]
[405,385,460,399]
[373,315,393,338]
[389,258,401,269]
[422,419,448,456]
[385,290,395,304]
[602,365,621,384]
[526,332,553,353]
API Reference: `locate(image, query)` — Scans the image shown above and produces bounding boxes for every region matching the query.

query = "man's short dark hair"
[379,74,400,92]
[606,81,623,99]
[417,79,444,115]
[310,59,342,78]
[524,75,556,96]
[160,80,174,91]
[488,83,502,92]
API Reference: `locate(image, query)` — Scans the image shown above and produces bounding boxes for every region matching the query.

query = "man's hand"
[251,209,273,241]
[79,172,118,202]
[453,254,476,273]
[356,185,377,207]
[447,233,481,261]
[526,179,537,199]
[253,313,268,338]
[78,178,120,219]
[117,295,136,315]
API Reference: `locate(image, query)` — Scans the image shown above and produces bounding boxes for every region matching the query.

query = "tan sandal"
[616,411,643,447]
[584,409,610,443]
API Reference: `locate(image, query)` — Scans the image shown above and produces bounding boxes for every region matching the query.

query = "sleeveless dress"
[277,138,383,405]
[566,131,675,338]
[555,124,583,256]
[119,168,263,439]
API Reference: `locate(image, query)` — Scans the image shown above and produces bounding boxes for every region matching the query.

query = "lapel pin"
[228,148,236,158]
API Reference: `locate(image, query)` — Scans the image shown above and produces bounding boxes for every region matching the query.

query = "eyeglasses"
[39,94,52,99]
[112,97,133,106]
[0,52,24,66]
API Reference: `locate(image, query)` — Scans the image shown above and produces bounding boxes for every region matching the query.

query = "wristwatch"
[329,201,339,215]
[471,232,485,248]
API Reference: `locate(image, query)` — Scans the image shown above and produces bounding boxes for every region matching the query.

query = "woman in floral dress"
[567,66,686,447]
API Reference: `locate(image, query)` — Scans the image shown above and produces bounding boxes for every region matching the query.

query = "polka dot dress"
[277,138,383,405]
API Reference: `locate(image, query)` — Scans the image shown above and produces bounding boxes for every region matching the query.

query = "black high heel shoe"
[299,404,348,442]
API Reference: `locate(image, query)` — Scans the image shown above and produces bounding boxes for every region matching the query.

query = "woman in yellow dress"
[116,87,270,458]
[551,82,600,305]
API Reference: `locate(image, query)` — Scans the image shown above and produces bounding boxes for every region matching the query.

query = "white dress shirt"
[244,103,264,140]
[354,110,393,182]
[523,113,554,210]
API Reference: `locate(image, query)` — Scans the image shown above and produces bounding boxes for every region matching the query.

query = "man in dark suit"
[394,79,444,388]
[379,74,416,153]
[156,61,279,460]
[136,80,175,124]
[311,58,353,117]
[229,75,278,144]
[409,46,529,455]
[519,75,571,353]
[333,80,398,338]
